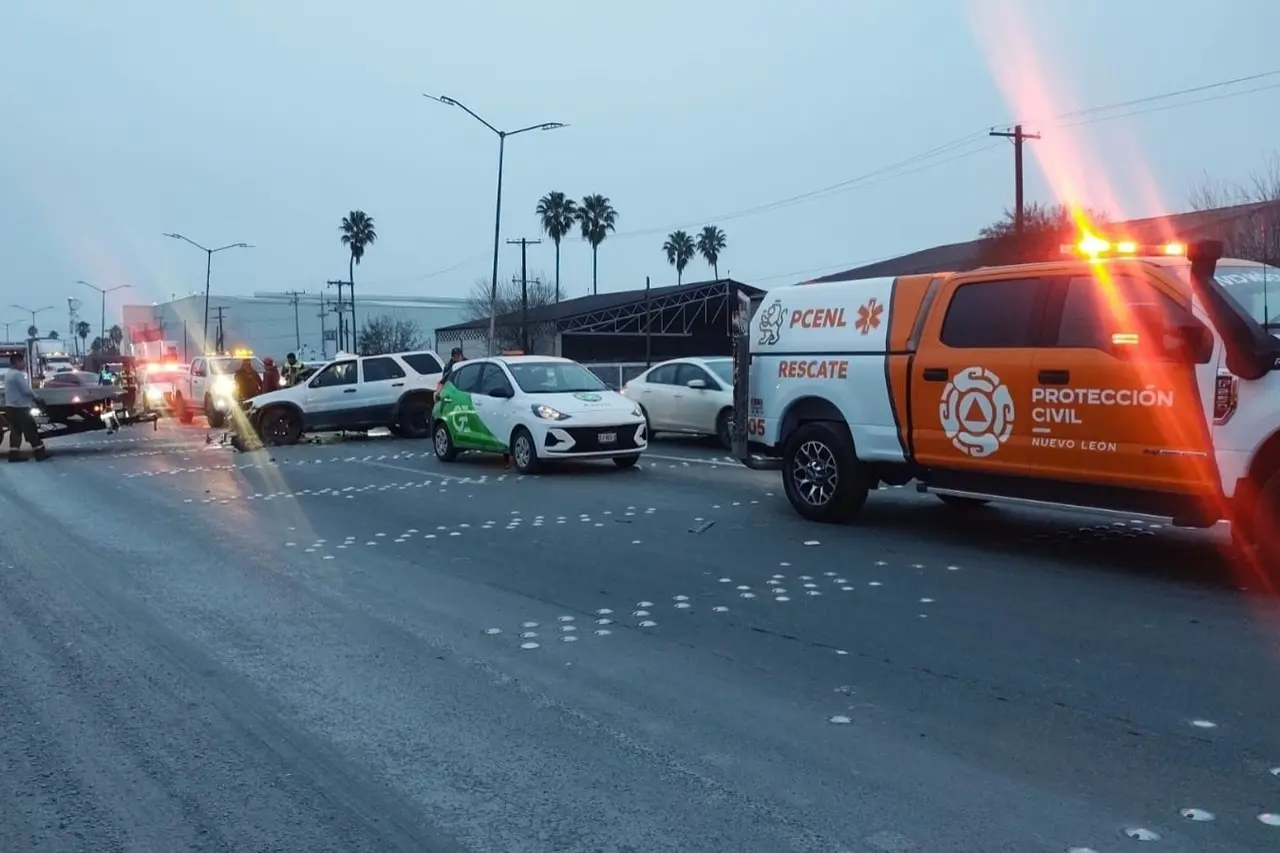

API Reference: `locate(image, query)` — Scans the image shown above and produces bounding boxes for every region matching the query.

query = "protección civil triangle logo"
[939,366,1015,458]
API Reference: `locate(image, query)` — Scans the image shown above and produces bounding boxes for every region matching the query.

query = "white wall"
[124,293,469,363]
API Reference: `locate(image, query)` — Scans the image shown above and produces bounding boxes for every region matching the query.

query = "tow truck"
[730,237,1280,579]
[0,344,158,442]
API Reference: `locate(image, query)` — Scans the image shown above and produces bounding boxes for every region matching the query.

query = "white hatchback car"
[621,356,735,447]
[431,356,647,473]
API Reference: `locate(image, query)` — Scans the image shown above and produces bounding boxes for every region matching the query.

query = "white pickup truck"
[242,349,444,444]
[173,353,265,427]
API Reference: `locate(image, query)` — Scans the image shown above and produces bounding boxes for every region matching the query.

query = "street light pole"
[162,233,252,353]
[76,281,131,351]
[10,303,55,336]
[423,94,566,355]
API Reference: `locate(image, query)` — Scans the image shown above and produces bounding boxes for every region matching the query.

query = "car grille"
[550,424,642,452]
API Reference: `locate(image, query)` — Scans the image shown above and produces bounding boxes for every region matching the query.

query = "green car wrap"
[432,382,508,452]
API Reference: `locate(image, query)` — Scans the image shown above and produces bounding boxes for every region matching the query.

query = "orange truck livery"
[731,238,1280,575]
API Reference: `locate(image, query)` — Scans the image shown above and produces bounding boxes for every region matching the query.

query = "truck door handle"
[391,382,404,387]
[1038,370,1070,385]
[922,368,949,382]
[343,388,357,393]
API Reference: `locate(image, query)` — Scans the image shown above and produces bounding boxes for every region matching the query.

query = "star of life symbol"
[855,298,883,335]
[756,299,784,346]
[939,366,1015,458]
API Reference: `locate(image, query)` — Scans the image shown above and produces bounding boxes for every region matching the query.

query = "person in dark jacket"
[234,358,262,402]
[261,357,281,392]
[438,347,464,389]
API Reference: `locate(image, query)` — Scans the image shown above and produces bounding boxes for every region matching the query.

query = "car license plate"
[598,431,617,444]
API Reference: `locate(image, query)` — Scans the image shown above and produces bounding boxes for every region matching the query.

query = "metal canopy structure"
[436,278,763,344]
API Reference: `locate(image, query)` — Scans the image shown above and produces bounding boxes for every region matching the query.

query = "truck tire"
[1248,470,1280,589]
[781,421,869,523]
[176,394,194,424]
[205,397,226,429]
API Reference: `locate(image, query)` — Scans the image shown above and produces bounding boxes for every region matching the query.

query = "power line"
[1057,81,1280,130]
[1048,69,1280,122]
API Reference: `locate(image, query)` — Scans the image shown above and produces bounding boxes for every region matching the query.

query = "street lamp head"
[539,122,568,132]
[163,232,183,240]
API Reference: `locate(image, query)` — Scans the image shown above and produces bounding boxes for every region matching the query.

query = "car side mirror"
[488,386,513,398]
[686,378,707,389]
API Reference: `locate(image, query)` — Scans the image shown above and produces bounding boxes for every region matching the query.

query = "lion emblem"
[757,299,784,346]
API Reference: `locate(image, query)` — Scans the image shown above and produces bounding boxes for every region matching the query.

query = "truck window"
[940,278,1046,348]
[362,356,406,382]
[1056,275,1198,356]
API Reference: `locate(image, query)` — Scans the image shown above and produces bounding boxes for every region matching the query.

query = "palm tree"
[340,210,377,353]
[76,320,90,357]
[536,192,578,303]
[575,194,618,296]
[108,325,123,352]
[662,230,696,285]
[26,325,37,339]
[696,225,727,280]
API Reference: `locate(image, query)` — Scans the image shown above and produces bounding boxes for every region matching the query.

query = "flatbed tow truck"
[0,345,159,443]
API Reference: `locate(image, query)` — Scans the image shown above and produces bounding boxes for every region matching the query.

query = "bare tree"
[357,313,424,355]
[465,271,558,352]
[1188,153,1280,264]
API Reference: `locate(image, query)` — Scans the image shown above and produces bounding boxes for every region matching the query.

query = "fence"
[582,362,651,390]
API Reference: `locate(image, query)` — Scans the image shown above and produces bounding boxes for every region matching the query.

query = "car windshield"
[506,361,607,394]
[209,357,265,374]
[704,359,733,384]
[1172,263,1280,328]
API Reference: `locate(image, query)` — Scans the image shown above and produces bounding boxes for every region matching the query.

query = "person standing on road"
[3,351,49,462]
[283,352,304,386]
[234,358,262,402]
[262,357,281,392]
[438,347,464,391]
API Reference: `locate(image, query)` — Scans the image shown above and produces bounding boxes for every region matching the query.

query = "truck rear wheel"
[1248,470,1280,590]
[176,394,194,424]
[781,421,869,523]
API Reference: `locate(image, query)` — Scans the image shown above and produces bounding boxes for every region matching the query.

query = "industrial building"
[122,291,470,363]
[435,278,762,389]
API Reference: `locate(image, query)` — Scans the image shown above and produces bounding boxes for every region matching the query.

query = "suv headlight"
[531,404,570,421]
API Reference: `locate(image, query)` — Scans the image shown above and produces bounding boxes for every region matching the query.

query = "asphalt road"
[2,422,1279,852]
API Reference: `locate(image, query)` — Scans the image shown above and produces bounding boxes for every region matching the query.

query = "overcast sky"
[3,0,1279,335]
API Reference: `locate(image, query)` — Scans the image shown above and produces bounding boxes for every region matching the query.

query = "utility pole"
[507,237,541,354]
[284,290,304,351]
[317,301,330,360]
[211,306,229,354]
[989,124,1040,238]
[327,301,347,355]
[326,280,349,352]
[644,275,653,368]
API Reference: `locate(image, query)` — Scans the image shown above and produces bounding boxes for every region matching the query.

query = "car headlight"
[212,376,235,395]
[145,387,164,401]
[630,404,643,419]
[530,404,570,421]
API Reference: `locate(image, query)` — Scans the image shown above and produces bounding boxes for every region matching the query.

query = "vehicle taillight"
[1213,370,1238,425]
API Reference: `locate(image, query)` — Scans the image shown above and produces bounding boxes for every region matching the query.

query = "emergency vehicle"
[731,237,1280,576]
[173,349,264,427]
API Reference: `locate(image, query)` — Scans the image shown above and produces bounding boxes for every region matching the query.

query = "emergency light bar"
[1061,233,1187,259]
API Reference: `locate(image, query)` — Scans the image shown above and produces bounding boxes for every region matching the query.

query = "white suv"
[243,350,444,444]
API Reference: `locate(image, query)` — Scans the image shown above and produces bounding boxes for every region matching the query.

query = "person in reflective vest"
[283,352,305,386]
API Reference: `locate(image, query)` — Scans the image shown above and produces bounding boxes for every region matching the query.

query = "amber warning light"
[1061,234,1187,259]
